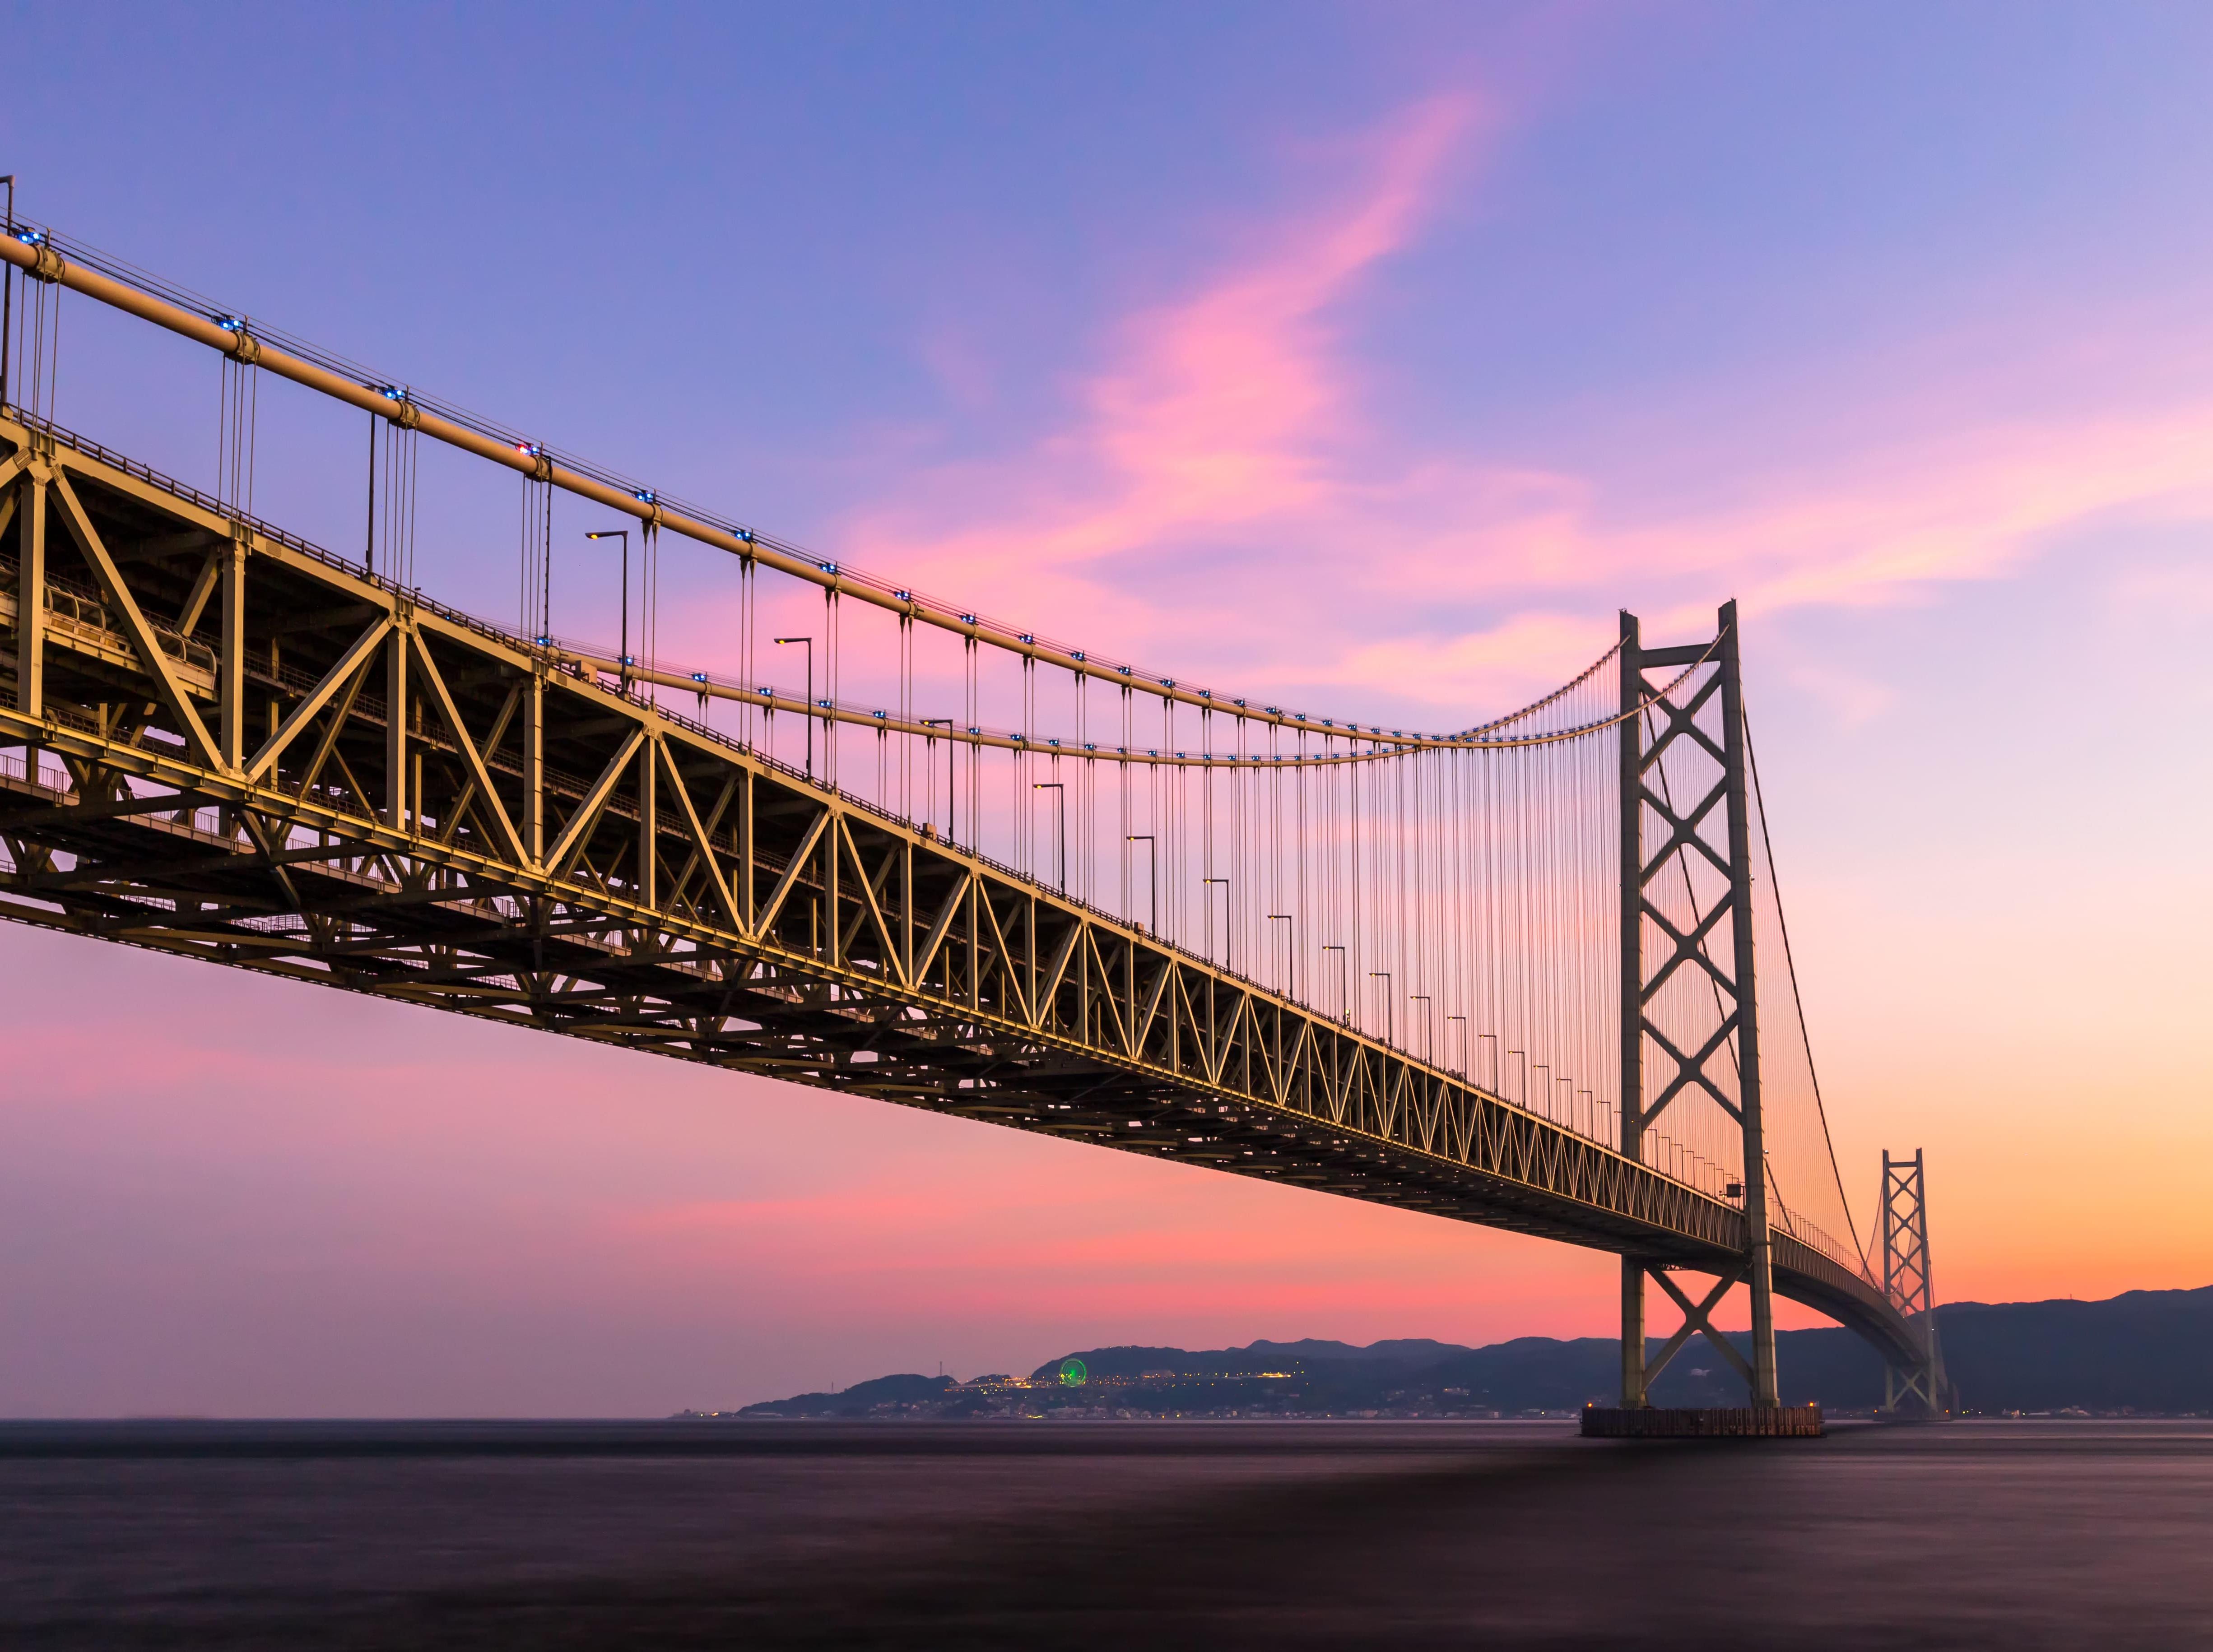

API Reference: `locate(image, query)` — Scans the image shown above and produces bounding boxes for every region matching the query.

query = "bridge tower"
[1881,1150,1948,1415]
[1616,600,1780,1410]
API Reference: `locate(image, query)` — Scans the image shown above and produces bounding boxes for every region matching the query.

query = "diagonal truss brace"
[47,470,223,770]
[1642,1261,1754,1387]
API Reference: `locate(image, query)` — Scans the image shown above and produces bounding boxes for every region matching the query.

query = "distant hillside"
[713,1284,2213,1419]
[1936,1286,2213,1412]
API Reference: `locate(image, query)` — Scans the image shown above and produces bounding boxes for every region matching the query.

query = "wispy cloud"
[836,96,1483,628]
[811,95,2213,725]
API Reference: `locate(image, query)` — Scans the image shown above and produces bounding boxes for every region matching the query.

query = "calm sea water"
[2,1419,2207,1648]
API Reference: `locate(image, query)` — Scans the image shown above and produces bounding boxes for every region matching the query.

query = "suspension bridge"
[0,218,1947,1422]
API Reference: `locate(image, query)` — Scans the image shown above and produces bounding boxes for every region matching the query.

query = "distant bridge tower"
[1881,1150,1948,1415]
[1616,599,1781,1411]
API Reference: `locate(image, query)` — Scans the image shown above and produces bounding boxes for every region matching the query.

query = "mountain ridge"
[713,1283,2213,1420]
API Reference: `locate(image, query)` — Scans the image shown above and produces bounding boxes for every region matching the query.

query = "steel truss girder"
[0,416,1912,1355]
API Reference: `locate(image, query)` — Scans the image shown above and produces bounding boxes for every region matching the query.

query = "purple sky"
[1,2,2208,1414]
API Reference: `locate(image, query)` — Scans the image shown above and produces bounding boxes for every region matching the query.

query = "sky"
[1,1,2209,1415]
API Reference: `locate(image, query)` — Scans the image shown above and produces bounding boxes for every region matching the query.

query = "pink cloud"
[1294,403,2213,706]
[837,95,1484,607]
[759,93,2213,729]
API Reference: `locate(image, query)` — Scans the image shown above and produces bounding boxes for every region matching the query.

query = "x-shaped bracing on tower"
[1617,603,1781,1409]
[1633,1260,1755,1391]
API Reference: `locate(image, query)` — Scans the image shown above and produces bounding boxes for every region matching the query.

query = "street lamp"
[584,529,630,691]
[1203,876,1230,973]
[921,719,955,842]
[1478,1031,1499,1094]
[1410,994,1433,1065]
[1126,835,1157,934]
[1,176,15,412]
[1266,914,1293,1000]
[1032,782,1065,891]
[774,636,814,779]
[1322,945,1348,1024]
[1446,1015,1469,1081]
[1368,971,1392,1049]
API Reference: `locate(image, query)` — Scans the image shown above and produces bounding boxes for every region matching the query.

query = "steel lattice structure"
[1882,1151,1948,1413]
[0,224,1946,1411]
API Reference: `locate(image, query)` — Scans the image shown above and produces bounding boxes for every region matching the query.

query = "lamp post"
[2,176,15,412]
[1411,994,1433,1065]
[1479,1031,1499,1095]
[1446,1014,1468,1080]
[1202,876,1231,973]
[1032,782,1065,891]
[1266,914,1293,1000]
[774,636,814,779]
[1322,945,1347,1024]
[366,411,377,575]
[1126,835,1157,934]
[1368,971,1392,1050]
[921,719,954,842]
[584,529,630,691]
[1508,1049,1529,1109]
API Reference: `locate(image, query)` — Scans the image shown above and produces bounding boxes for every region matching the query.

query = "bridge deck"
[0,414,1917,1371]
